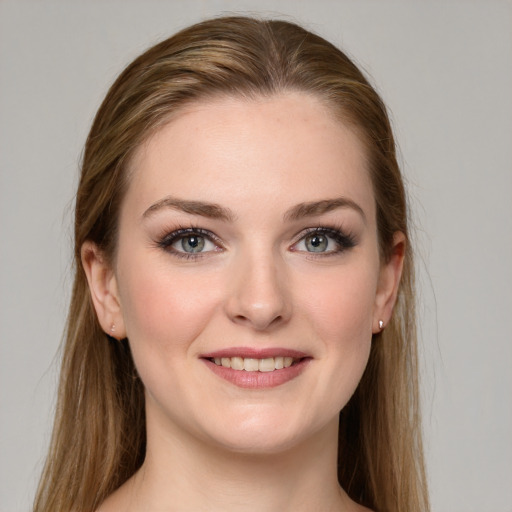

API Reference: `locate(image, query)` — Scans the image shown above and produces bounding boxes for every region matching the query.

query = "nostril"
[224,270,292,330]
[232,311,285,331]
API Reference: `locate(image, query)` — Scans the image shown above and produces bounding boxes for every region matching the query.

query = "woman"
[34,16,429,512]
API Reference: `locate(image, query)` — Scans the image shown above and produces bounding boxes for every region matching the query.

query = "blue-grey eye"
[180,235,206,253]
[161,228,220,257]
[292,228,356,255]
[305,233,329,252]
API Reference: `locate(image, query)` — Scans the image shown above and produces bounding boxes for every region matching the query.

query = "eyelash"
[291,226,356,257]
[155,226,223,260]
[154,224,356,260]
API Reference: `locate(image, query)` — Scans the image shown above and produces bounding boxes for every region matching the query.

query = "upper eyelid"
[160,227,218,239]
[156,225,355,249]
[291,225,352,241]
[290,226,356,250]
[155,228,223,260]
[158,227,223,248]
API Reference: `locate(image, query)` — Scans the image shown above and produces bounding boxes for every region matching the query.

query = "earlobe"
[81,241,126,339]
[373,232,406,334]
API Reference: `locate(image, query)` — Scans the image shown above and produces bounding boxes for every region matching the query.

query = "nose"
[224,250,292,331]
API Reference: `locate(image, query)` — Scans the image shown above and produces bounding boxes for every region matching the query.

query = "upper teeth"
[213,356,296,372]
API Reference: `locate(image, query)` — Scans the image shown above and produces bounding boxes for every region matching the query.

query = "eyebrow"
[143,195,366,223]
[283,197,366,224]
[143,196,236,221]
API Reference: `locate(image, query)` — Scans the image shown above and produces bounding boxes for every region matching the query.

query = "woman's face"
[90,93,401,453]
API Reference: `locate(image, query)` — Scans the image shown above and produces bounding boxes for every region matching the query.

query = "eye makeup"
[153,225,224,260]
[290,225,357,257]
[151,220,357,262]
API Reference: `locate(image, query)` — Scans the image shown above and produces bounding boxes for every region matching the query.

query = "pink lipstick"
[200,347,311,388]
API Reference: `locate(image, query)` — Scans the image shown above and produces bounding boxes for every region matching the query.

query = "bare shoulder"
[341,490,374,512]
[94,476,136,512]
[94,491,123,512]
[350,502,374,512]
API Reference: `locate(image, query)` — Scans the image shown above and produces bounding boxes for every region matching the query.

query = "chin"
[210,430,306,456]
[199,406,336,456]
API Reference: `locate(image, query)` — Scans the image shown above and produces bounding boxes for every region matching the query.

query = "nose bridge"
[225,243,291,330]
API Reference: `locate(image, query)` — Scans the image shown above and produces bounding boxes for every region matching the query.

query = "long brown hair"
[34,16,429,512]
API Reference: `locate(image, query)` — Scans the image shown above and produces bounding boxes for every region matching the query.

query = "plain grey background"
[1,1,511,511]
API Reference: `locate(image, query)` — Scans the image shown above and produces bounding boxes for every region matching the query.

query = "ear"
[372,232,406,333]
[81,241,126,339]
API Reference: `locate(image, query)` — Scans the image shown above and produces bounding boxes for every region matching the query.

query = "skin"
[83,92,404,512]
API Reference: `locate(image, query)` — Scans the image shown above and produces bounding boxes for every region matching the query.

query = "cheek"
[117,260,221,353]
[297,263,378,407]
[302,264,378,343]
[116,263,225,415]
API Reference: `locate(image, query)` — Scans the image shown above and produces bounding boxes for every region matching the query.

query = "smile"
[201,348,311,389]
[210,356,297,372]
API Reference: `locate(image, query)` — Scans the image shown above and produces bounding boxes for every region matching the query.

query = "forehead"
[125,92,375,221]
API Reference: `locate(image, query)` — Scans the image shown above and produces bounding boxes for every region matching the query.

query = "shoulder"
[94,477,136,512]
[352,503,374,512]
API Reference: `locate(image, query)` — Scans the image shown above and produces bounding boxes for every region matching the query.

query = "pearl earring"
[378,320,384,330]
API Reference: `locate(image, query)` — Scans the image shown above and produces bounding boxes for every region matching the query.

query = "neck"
[115,414,355,512]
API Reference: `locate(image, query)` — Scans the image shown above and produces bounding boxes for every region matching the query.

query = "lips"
[200,347,311,388]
